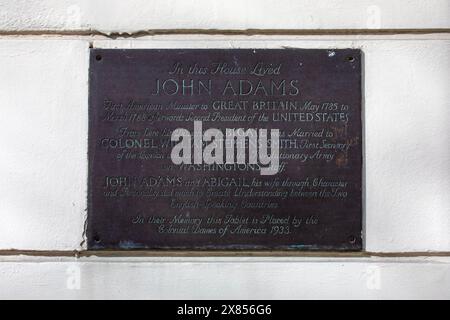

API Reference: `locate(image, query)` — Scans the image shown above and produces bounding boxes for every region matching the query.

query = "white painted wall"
[1,36,448,253]
[0,1,449,299]
[0,256,449,299]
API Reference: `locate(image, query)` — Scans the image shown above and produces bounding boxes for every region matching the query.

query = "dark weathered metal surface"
[88,49,362,250]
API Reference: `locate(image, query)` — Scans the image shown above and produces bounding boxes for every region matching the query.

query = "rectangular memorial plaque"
[88,49,363,250]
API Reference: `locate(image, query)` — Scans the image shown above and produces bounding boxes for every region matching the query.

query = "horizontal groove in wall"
[0,28,449,39]
[0,250,449,258]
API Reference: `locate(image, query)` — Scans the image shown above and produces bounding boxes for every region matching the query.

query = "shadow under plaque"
[87,49,363,251]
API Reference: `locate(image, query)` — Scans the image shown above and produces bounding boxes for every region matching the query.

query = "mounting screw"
[95,54,102,61]
[93,235,101,243]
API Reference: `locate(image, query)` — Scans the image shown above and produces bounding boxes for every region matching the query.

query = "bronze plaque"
[88,49,363,250]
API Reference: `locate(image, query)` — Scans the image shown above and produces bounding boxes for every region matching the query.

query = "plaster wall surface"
[0,0,449,299]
